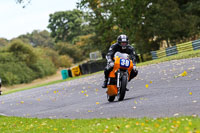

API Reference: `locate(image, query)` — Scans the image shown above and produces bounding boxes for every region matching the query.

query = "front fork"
[117,71,120,88]
[117,70,128,89]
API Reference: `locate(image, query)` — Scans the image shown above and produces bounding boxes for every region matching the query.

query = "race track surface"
[0,58,200,119]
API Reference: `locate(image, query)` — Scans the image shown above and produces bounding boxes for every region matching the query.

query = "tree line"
[1,0,199,85]
[77,0,200,57]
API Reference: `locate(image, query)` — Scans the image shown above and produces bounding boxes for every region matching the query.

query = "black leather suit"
[104,43,138,81]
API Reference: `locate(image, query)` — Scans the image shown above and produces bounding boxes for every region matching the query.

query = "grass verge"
[0,116,199,133]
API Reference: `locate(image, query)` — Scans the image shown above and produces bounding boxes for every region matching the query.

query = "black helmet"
[117,34,129,49]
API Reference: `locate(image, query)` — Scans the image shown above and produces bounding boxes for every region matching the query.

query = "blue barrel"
[61,69,69,80]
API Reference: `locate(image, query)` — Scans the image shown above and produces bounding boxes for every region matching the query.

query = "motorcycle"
[106,52,135,102]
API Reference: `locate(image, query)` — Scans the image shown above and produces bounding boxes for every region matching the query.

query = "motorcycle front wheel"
[107,95,115,102]
[117,75,127,101]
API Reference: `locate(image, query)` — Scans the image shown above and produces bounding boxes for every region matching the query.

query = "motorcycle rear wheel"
[117,75,127,101]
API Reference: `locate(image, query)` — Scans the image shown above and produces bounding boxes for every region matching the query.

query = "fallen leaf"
[179,71,188,77]
[125,125,130,128]
[145,84,149,88]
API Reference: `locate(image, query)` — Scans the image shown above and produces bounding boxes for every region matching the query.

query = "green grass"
[0,116,200,133]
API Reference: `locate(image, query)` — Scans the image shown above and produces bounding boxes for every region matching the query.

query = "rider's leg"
[129,69,138,82]
[102,66,113,88]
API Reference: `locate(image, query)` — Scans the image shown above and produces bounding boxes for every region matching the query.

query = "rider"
[102,34,138,88]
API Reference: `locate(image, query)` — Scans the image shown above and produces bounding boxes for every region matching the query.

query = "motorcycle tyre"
[117,75,127,101]
[107,94,115,102]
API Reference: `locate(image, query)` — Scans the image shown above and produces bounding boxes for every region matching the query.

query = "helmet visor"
[121,42,128,46]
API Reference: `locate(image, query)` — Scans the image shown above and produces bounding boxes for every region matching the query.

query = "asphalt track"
[0,58,200,119]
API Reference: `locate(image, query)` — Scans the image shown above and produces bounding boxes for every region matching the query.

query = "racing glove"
[107,59,114,67]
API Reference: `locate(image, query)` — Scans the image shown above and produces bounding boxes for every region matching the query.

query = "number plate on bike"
[120,59,130,68]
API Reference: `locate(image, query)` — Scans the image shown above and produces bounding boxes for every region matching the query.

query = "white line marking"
[0,113,8,116]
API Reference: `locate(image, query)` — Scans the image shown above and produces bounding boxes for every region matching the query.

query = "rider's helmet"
[117,34,129,49]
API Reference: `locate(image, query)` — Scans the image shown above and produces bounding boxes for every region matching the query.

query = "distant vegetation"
[2,0,199,85]
[0,9,95,86]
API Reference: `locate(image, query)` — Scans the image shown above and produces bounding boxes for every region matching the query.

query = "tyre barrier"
[61,60,106,79]
[151,39,200,60]
[80,59,107,75]
[71,66,82,77]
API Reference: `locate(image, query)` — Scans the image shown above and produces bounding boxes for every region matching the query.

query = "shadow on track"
[102,94,149,104]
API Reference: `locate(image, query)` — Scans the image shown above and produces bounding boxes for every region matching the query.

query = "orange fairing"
[107,85,118,96]
[109,57,133,78]
[107,57,134,96]
[109,57,121,78]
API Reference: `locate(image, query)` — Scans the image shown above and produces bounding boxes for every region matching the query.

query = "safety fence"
[151,39,200,59]
[61,59,107,80]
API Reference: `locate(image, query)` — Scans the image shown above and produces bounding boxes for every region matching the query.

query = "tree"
[8,39,37,66]
[17,30,55,48]
[55,42,85,63]
[78,0,200,56]
[47,9,85,42]
[16,0,31,8]
[0,38,9,47]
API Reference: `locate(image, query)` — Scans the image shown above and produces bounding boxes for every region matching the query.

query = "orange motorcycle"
[107,52,134,102]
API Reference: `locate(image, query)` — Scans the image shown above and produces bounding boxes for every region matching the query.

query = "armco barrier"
[166,46,177,56]
[151,38,200,60]
[156,49,166,58]
[71,66,81,77]
[177,41,193,53]
[150,51,158,59]
[192,39,200,50]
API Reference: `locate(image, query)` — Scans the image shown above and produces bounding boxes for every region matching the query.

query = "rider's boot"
[102,79,108,88]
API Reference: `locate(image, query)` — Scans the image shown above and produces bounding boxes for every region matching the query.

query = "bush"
[55,42,85,63]
[8,40,37,66]
[31,58,56,78]
[0,41,57,86]
[0,62,35,85]
[58,55,73,68]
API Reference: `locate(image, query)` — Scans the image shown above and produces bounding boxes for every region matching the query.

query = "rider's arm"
[129,46,138,63]
[106,44,116,62]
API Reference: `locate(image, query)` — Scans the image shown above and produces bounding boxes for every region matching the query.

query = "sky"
[0,0,79,40]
